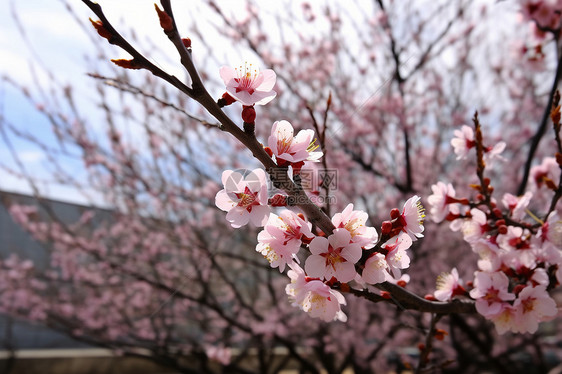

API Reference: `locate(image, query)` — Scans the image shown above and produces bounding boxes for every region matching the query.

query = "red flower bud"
[242,106,256,123]
[424,294,437,301]
[396,280,407,287]
[182,38,192,49]
[381,221,392,235]
[218,92,236,107]
[493,208,503,218]
[498,225,508,235]
[264,146,273,157]
[380,291,391,299]
[434,328,448,341]
[390,208,400,220]
[111,59,142,70]
[154,4,174,32]
[89,18,112,40]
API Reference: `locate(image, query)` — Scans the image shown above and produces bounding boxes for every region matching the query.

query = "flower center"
[261,245,280,264]
[344,218,363,237]
[321,246,345,270]
[235,187,259,212]
[234,62,259,95]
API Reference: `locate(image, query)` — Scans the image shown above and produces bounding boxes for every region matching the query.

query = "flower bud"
[182,38,191,49]
[111,59,141,70]
[381,221,392,235]
[242,106,256,123]
[218,92,236,107]
[390,208,400,220]
[154,4,174,32]
[89,18,112,40]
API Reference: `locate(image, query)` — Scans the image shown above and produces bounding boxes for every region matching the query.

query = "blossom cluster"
[429,124,561,334]
[215,63,424,322]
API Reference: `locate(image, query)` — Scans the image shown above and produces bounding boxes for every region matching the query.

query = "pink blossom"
[427,182,457,223]
[257,211,313,272]
[285,263,347,322]
[490,304,518,335]
[483,141,506,162]
[215,169,270,228]
[520,0,562,29]
[434,268,465,301]
[305,228,362,283]
[513,285,558,333]
[285,262,309,305]
[361,253,390,284]
[451,125,474,160]
[469,271,515,317]
[301,280,347,322]
[471,239,501,272]
[530,157,560,190]
[205,345,232,365]
[502,192,532,220]
[399,195,425,240]
[331,204,378,248]
[382,234,413,278]
[219,62,276,106]
[460,208,487,243]
[267,120,322,164]
[539,211,562,249]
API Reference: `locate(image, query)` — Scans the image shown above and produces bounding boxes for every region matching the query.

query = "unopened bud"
[434,328,448,341]
[111,59,141,70]
[182,37,191,49]
[493,209,503,218]
[381,221,392,235]
[89,18,112,40]
[380,291,391,299]
[242,106,256,123]
[498,225,508,235]
[390,208,400,220]
[264,146,273,157]
[154,4,174,32]
[218,92,236,107]
[424,294,437,301]
[396,279,407,287]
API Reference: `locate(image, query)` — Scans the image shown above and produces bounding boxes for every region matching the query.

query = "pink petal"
[309,236,328,255]
[226,208,249,228]
[258,69,276,91]
[334,262,356,283]
[305,255,327,278]
[341,243,362,263]
[215,190,236,212]
[219,66,236,84]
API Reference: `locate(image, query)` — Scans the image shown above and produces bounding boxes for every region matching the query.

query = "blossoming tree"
[1,0,562,373]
